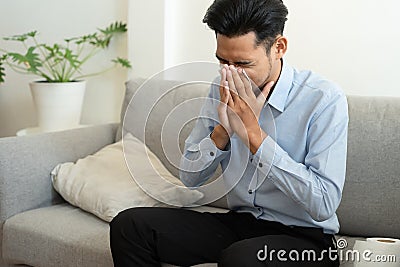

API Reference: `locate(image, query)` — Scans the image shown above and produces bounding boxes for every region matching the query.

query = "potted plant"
[0,21,131,132]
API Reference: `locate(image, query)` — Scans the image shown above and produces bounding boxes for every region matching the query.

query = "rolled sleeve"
[180,136,230,187]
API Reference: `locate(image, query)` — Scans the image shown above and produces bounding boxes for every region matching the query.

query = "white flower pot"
[29,81,86,132]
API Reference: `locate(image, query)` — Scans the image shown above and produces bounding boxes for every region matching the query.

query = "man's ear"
[273,36,288,60]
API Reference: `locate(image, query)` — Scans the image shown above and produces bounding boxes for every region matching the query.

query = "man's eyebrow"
[215,54,253,65]
[215,54,228,62]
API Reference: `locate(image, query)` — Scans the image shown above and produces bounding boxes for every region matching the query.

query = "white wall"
[128,0,215,79]
[128,0,166,79]
[0,0,128,137]
[2,1,400,137]
[284,0,400,97]
[130,0,400,97]
[164,0,215,69]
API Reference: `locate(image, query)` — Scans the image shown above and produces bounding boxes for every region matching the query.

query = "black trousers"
[110,207,340,267]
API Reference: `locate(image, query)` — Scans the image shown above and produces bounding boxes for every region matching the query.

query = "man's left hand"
[224,65,274,154]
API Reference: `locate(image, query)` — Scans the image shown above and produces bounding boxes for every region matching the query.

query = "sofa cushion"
[51,133,203,222]
[118,78,210,178]
[117,77,229,210]
[3,204,112,267]
[337,96,400,238]
[2,202,362,267]
[0,123,118,267]
[2,204,227,267]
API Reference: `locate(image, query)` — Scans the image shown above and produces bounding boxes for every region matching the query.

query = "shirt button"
[258,162,263,168]
[248,189,253,194]
[210,152,215,156]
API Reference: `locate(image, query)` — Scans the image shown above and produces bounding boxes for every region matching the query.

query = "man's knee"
[218,236,303,267]
[219,239,260,267]
[110,207,153,243]
[110,208,136,232]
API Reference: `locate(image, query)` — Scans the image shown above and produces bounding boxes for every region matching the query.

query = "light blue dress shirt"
[179,60,348,234]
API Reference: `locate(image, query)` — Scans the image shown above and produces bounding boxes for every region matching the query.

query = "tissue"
[353,237,400,267]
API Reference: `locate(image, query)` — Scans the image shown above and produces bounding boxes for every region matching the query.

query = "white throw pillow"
[51,133,203,222]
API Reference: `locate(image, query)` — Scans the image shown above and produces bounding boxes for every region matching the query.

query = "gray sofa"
[1,77,399,267]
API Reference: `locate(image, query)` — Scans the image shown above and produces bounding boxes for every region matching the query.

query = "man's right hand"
[210,67,232,150]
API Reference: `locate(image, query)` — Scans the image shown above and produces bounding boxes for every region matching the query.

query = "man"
[110,0,348,266]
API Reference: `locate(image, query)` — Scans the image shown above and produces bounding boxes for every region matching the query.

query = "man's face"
[215,32,281,90]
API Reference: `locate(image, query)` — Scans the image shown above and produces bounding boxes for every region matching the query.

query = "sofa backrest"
[120,78,400,238]
[118,77,211,178]
[337,95,400,238]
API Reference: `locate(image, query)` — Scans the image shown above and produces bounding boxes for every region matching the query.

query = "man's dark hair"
[203,0,288,53]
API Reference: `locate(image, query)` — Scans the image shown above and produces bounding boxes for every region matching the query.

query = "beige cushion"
[51,133,203,222]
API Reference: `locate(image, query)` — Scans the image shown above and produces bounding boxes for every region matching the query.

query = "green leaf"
[64,48,80,69]
[72,33,98,45]
[43,44,63,61]
[3,31,37,42]
[27,31,38,38]
[3,35,27,42]
[8,47,42,73]
[90,22,127,49]
[99,21,127,35]
[91,36,111,48]
[112,57,132,68]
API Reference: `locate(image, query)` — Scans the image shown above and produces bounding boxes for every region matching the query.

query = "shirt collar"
[266,59,294,113]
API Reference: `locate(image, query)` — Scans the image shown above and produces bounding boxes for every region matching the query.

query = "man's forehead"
[216,33,266,60]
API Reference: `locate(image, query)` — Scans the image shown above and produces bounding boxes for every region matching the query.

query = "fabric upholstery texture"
[0,123,118,267]
[115,77,146,142]
[117,78,210,178]
[3,203,227,267]
[2,203,358,267]
[3,204,112,267]
[336,96,400,238]
[119,78,227,209]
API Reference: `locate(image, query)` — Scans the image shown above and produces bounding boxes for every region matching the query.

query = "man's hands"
[210,67,233,151]
[212,65,274,154]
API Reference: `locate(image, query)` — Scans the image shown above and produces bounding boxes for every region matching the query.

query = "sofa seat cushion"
[2,203,227,267]
[3,203,112,267]
[5,203,362,267]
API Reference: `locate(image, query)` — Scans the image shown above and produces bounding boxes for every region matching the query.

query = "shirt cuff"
[186,136,230,161]
[250,135,280,177]
[202,136,230,158]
